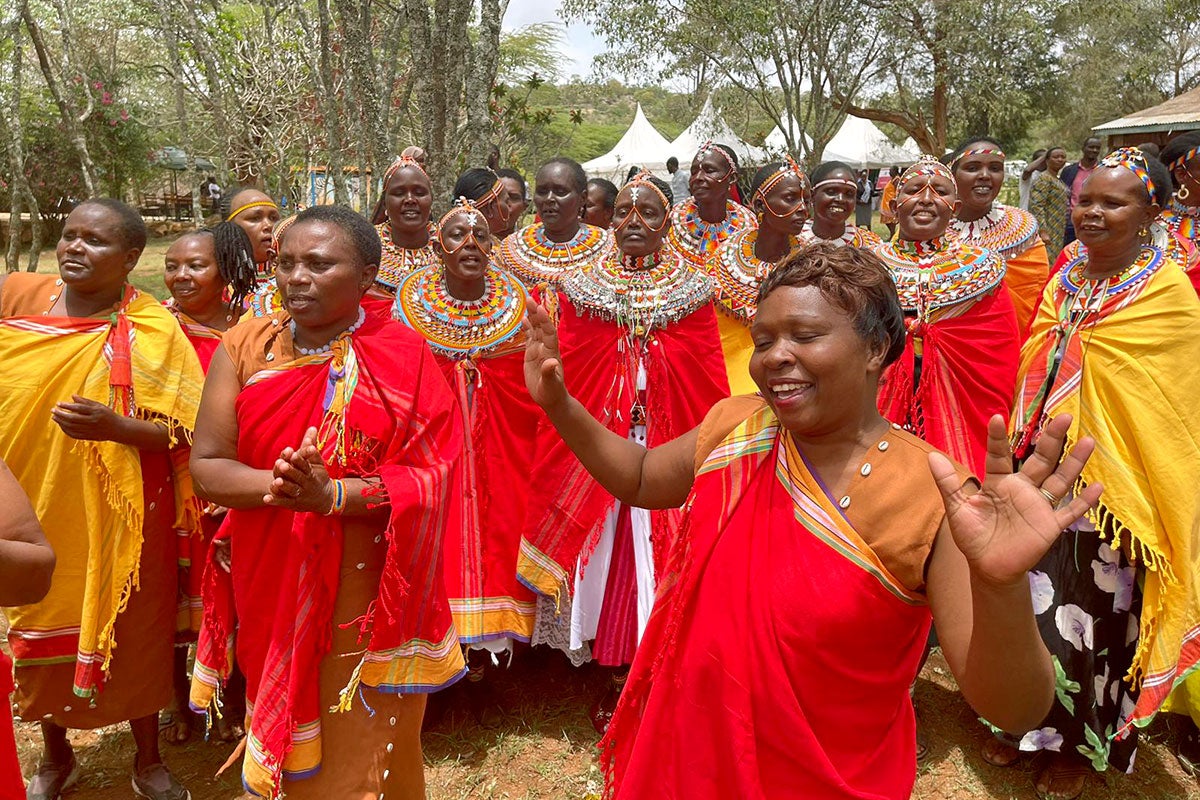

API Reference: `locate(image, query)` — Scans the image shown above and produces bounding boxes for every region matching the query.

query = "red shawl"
[518,293,730,603]
[192,313,463,796]
[601,407,931,800]
[436,347,542,644]
[877,288,1019,475]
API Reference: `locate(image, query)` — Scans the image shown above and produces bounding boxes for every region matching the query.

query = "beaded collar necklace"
[500,223,613,287]
[562,247,714,337]
[1058,245,1164,301]
[873,235,1006,314]
[797,219,872,248]
[375,221,439,292]
[393,265,526,359]
[292,307,367,356]
[1161,200,1200,241]
[948,204,1040,258]
[711,228,787,323]
[667,197,756,266]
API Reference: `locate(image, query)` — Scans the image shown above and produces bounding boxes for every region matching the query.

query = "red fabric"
[360,289,395,323]
[0,652,20,800]
[877,288,1019,475]
[601,422,931,800]
[521,293,730,596]
[198,313,461,791]
[435,347,541,643]
[107,285,137,414]
[592,504,639,666]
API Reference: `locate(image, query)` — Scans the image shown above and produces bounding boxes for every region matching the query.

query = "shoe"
[589,679,624,736]
[131,763,190,800]
[26,751,79,800]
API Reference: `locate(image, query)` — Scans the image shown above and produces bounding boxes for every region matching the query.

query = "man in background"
[667,156,690,204]
[1057,136,1102,246]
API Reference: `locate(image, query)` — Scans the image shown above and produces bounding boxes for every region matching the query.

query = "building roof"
[1092,86,1200,135]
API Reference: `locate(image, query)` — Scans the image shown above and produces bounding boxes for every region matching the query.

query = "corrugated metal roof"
[1092,85,1200,134]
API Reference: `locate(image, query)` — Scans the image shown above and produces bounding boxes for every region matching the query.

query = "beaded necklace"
[1058,244,1164,303]
[499,223,613,288]
[872,235,1005,317]
[667,197,756,267]
[393,265,527,359]
[797,220,881,249]
[375,221,439,292]
[562,247,714,338]
[710,228,782,324]
[292,308,367,356]
[948,204,1041,258]
[1160,200,1200,241]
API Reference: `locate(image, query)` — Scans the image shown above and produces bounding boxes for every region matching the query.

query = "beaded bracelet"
[326,479,347,516]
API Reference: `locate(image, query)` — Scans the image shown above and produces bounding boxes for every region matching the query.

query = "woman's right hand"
[523,302,569,413]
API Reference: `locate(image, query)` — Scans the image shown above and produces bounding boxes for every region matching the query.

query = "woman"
[519,173,728,733]
[495,168,528,239]
[798,161,882,248]
[189,205,463,799]
[872,156,1020,476]
[666,142,757,268]
[360,156,440,318]
[947,137,1051,334]
[585,178,618,229]
[225,187,284,317]
[708,157,810,394]
[523,240,1104,800]
[1156,130,1200,294]
[981,148,1200,800]
[496,157,613,288]
[160,222,257,745]
[392,202,539,675]
[454,168,511,245]
[1028,147,1070,262]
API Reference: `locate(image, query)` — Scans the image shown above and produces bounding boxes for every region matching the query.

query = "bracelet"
[325,479,347,516]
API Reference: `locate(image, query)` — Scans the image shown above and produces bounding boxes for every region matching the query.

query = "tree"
[1,4,44,272]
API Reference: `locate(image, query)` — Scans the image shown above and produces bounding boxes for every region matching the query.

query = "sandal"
[131,763,190,800]
[1034,752,1090,800]
[26,751,80,800]
[982,736,1022,768]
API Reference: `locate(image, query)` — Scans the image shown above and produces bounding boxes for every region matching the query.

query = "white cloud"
[503,0,603,79]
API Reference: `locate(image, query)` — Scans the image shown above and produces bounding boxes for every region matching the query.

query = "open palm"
[929,414,1103,588]
[523,302,568,411]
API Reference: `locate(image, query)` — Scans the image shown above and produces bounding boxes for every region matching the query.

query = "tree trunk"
[2,11,44,272]
[464,0,502,165]
[316,0,349,204]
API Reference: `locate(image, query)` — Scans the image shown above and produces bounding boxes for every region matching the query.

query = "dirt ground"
[11,648,1200,800]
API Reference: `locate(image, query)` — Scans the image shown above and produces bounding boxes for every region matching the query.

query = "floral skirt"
[1015,530,1142,772]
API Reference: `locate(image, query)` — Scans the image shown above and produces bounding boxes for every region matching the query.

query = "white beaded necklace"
[292,307,366,356]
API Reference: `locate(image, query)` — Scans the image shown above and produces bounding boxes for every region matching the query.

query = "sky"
[503,0,604,80]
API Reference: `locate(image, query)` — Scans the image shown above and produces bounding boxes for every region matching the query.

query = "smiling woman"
[797,161,882,249]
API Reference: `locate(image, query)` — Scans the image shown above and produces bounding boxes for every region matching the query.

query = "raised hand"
[523,302,569,412]
[929,413,1103,589]
[263,426,335,513]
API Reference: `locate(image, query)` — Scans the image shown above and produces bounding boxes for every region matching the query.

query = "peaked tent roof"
[1092,85,1200,135]
[582,103,676,181]
[670,96,768,169]
[763,114,814,157]
[821,115,916,168]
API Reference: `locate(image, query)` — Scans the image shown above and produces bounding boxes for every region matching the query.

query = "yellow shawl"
[0,284,203,698]
[1015,260,1200,730]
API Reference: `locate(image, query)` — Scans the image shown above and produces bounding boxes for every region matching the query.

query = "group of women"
[4,129,1200,800]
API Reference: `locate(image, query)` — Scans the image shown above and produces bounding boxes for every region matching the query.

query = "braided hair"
[181,222,258,308]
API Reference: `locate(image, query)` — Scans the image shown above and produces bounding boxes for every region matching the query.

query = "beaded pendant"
[498,223,613,288]
[948,204,1040,258]
[796,220,881,248]
[1058,245,1164,300]
[562,248,714,337]
[710,228,773,324]
[871,236,1006,312]
[375,221,440,292]
[393,265,527,359]
[667,198,756,267]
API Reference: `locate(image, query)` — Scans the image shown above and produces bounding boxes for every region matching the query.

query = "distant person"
[855,168,875,228]
[495,168,528,239]
[1027,146,1070,261]
[199,175,221,210]
[879,165,901,236]
[487,144,501,171]
[1058,135,1102,245]
[1018,149,1046,210]
[666,156,690,203]
[585,178,618,229]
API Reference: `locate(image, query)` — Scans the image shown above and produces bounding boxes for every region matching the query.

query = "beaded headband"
[756,155,810,200]
[269,214,297,256]
[227,199,278,222]
[950,145,1005,170]
[894,154,956,212]
[811,176,858,192]
[437,198,489,254]
[382,156,428,190]
[615,171,671,234]
[697,140,737,177]
[1170,145,1200,172]
[475,173,505,209]
[1100,147,1156,201]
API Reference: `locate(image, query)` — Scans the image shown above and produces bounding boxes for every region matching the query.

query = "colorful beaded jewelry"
[1160,200,1199,241]
[871,236,1006,313]
[393,265,527,359]
[562,248,714,337]
[375,221,440,292]
[797,220,881,249]
[497,223,613,288]
[710,228,777,323]
[667,197,757,267]
[948,204,1041,258]
[1058,245,1164,299]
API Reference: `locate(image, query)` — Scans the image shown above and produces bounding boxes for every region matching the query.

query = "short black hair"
[587,178,618,210]
[1161,131,1200,169]
[538,157,588,195]
[749,162,785,200]
[622,174,673,207]
[694,144,740,173]
[667,156,679,170]
[495,168,526,196]
[810,161,855,185]
[77,198,147,250]
[289,205,382,268]
[220,186,261,220]
[1084,135,1102,146]
[453,168,501,204]
[1140,154,1174,207]
[948,135,1004,167]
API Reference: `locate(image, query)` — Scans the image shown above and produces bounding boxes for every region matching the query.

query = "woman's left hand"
[263,426,335,513]
[929,413,1103,589]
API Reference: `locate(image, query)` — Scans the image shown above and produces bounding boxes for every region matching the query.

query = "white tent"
[582,103,676,182]
[763,114,814,158]
[670,97,768,170]
[820,115,917,168]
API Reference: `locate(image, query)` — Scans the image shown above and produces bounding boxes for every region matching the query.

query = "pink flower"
[101,92,113,105]
[92,80,103,90]
[119,109,129,120]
